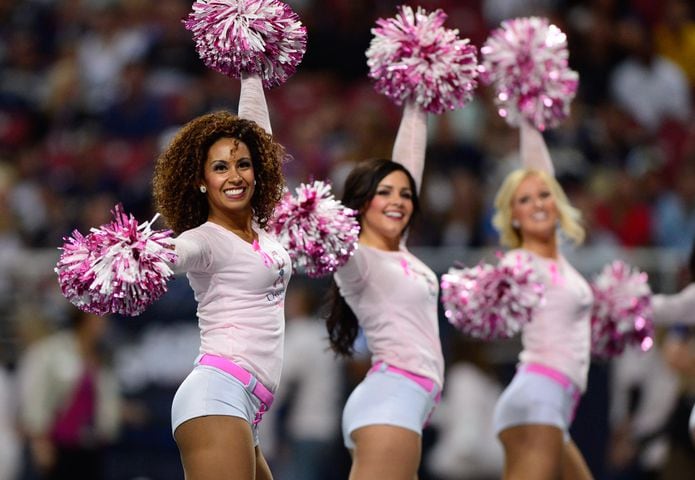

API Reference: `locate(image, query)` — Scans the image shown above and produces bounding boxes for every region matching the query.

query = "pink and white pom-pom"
[270,180,360,278]
[440,253,544,340]
[590,260,654,359]
[366,5,478,115]
[184,0,307,88]
[479,16,578,131]
[55,204,177,317]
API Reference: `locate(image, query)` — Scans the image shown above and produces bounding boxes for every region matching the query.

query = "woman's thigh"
[175,415,256,480]
[350,424,421,480]
[499,424,564,480]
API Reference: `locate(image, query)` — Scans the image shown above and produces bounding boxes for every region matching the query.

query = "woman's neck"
[359,230,400,252]
[521,235,558,259]
[208,212,257,243]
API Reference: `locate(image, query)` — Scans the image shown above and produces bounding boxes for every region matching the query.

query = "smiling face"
[360,170,414,247]
[201,137,255,223]
[511,173,559,243]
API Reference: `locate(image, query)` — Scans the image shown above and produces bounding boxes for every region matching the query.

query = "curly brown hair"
[152,111,286,234]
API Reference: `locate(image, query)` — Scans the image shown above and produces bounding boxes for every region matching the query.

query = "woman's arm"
[519,120,554,176]
[652,283,695,326]
[391,101,428,193]
[172,234,212,275]
[238,73,272,134]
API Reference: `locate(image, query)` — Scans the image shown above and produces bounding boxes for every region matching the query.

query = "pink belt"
[369,361,441,399]
[520,363,575,390]
[520,362,581,421]
[197,354,274,425]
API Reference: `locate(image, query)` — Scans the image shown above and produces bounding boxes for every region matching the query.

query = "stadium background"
[0,0,694,478]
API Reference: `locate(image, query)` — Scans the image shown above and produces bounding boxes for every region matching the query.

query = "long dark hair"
[326,158,420,356]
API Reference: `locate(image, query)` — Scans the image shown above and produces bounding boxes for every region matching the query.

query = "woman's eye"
[238,159,252,169]
[212,163,228,172]
[540,191,551,199]
[401,191,412,200]
[376,190,390,196]
[517,196,530,204]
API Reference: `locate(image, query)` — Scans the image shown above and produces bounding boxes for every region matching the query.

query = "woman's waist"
[517,352,588,392]
[369,351,444,389]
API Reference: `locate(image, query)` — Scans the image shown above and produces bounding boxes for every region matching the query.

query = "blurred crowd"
[1,0,695,479]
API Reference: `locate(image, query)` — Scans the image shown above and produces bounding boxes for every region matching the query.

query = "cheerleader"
[323,6,477,477]
[490,121,594,480]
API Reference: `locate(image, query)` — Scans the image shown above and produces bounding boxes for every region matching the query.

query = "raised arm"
[238,73,272,135]
[520,120,554,177]
[652,283,695,326]
[391,101,428,193]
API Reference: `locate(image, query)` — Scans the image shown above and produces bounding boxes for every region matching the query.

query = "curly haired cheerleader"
[325,5,477,479]
[55,2,306,478]
[160,2,306,477]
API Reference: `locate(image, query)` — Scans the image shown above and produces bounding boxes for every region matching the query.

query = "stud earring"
[511,219,520,228]
[199,185,207,193]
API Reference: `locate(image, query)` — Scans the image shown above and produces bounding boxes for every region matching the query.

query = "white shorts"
[493,366,581,441]
[342,367,440,450]
[171,364,262,445]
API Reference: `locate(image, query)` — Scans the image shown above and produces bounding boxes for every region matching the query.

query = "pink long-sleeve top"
[505,249,593,391]
[173,222,291,392]
[335,244,444,387]
[335,102,444,388]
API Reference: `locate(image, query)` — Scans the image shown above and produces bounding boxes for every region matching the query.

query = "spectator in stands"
[609,17,691,134]
[16,307,121,480]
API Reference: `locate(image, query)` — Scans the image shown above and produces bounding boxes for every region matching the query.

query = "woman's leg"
[562,440,594,480]
[175,415,257,480]
[349,425,421,480]
[498,424,564,480]
[255,446,274,480]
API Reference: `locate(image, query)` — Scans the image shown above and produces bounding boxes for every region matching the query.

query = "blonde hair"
[492,169,585,248]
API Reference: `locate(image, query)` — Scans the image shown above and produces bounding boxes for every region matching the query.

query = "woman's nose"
[229,170,242,182]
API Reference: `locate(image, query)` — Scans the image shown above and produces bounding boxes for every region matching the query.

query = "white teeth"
[532,212,548,220]
[224,188,244,195]
[384,211,403,219]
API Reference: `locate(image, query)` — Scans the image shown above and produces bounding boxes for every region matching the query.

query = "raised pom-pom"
[441,252,544,340]
[590,260,654,359]
[55,204,177,316]
[269,180,360,278]
[366,5,478,115]
[183,0,307,88]
[479,16,578,131]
